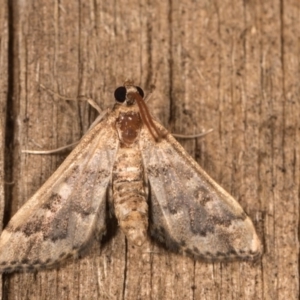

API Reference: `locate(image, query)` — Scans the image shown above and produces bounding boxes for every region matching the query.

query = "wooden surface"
[0,1,8,299]
[1,0,299,299]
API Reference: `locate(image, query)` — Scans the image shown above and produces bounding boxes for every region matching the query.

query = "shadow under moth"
[0,84,261,273]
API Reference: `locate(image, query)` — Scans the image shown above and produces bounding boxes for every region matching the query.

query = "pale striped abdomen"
[112,146,148,246]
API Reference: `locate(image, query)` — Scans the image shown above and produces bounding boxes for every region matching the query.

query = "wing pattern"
[0,114,119,272]
[140,122,261,261]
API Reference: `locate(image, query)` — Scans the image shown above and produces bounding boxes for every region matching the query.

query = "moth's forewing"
[140,121,261,261]
[0,114,119,272]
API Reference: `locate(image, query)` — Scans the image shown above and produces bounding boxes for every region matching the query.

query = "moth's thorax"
[116,111,142,146]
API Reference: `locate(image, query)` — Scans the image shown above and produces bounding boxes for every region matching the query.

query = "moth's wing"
[140,122,261,261]
[0,113,119,272]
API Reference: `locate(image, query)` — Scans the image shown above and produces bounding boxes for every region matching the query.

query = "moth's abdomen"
[112,147,148,246]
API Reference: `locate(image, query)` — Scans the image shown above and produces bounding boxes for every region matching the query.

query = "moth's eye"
[135,86,144,99]
[114,86,127,102]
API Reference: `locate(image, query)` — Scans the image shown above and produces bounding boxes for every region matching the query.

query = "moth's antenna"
[127,92,163,141]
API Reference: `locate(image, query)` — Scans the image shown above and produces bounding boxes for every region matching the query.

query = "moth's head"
[114,83,163,141]
[114,85,144,106]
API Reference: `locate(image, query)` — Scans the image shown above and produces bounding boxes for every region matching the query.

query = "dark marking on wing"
[18,218,43,237]
[141,121,261,261]
[0,114,119,273]
[42,193,63,212]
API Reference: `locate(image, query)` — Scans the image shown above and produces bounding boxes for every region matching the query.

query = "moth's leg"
[143,86,213,140]
[22,109,109,154]
[39,84,102,114]
[144,92,213,140]
[22,85,107,155]
[172,128,214,139]
[40,84,108,127]
[22,141,79,155]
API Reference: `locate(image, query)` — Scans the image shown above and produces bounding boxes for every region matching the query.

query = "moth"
[0,83,261,273]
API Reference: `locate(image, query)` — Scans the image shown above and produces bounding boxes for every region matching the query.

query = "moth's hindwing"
[140,121,261,261]
[0,114,119,272]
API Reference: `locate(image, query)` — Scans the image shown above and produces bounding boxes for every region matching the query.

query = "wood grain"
[0,1,8,298]
[1,0,299,299]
